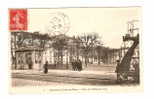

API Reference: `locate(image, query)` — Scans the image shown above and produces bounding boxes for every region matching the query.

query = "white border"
[1,0,154,98]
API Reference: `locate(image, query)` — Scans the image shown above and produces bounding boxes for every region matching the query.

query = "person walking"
[43,61,48,74]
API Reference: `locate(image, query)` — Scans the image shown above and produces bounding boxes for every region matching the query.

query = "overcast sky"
[28,7,141,48]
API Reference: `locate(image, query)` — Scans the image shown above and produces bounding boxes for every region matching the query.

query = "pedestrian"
[71,59,75,71]
[74,60,78,71]
[77,59,82,71]
[43,61,48,74]
[28,60,33,69]
[115,60,121,82]
[133,60,139,83]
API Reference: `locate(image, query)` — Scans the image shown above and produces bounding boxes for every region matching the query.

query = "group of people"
[71,59,82,71]
[43,59,83,74]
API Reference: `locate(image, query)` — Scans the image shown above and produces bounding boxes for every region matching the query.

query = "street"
[12,64,119,86]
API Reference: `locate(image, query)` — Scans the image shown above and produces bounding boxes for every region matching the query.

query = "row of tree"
[11,31,118,69]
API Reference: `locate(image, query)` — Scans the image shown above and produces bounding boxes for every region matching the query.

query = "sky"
[28,7,141,48]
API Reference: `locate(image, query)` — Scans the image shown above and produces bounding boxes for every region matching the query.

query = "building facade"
[11,31,119,70]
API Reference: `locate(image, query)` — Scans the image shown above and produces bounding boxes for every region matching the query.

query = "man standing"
[133,60,139,83]
[78,59,82,71]
[43,61,48,74]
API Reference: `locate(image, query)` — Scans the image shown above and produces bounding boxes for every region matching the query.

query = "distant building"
[11,31,120,70]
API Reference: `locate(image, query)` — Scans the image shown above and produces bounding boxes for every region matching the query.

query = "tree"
[11,31,51,69]
[95,45,103,64]
[101,47,113,64]
[51,34,69,66]
[11,31,30,69]
[79,33,101,66]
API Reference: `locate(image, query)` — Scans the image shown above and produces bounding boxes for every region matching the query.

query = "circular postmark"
[46,12,70,35]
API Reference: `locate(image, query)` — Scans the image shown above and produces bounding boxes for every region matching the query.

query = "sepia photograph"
[9,7,142,93]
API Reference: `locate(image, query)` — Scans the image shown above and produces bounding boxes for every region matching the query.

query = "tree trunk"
[98,56,100,64]
[14,35,17,69]
[61,50,63,66]
[14,52,17,69]
[85,55,88,67]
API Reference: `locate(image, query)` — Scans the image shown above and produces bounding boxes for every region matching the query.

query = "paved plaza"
[12,64,119,86]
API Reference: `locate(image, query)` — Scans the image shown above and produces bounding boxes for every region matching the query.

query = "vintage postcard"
[9,7,143,93]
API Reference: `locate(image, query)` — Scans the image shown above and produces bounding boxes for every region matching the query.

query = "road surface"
[12,64,118,86]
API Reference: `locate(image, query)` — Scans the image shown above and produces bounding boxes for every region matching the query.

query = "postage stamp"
[9,9,27,31]
[9,7,143,94]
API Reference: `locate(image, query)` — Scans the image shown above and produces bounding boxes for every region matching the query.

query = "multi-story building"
[11,31,120,70]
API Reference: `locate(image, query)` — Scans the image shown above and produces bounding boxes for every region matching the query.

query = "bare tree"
[11,31,51,69]
[51,34,69,66]
[79,33,101,67]
[95,45,103,64]
[11,31,29,69]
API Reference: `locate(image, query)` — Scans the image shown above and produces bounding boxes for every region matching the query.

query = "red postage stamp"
[9,9,27,31]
